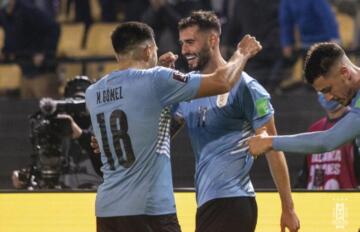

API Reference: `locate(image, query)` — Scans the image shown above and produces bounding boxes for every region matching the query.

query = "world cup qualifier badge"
[255,98,270,117]
[172,71,189,83]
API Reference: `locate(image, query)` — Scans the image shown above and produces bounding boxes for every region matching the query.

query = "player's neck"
[327,106,349,120]
[116,59,150,71]
[201,54,227,74]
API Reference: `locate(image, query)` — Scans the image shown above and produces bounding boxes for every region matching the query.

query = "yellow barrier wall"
[0,192,359,232]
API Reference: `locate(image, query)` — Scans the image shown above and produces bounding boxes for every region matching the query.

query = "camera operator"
[12,76,102,189]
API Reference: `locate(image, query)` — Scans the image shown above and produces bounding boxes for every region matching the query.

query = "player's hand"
[247,129,272,157]
[57,114,83,139]
[236,34,262,60]
[158,52,178,68]
[91,136,101,155]
[12,170,26,189]
[281,209,300,232]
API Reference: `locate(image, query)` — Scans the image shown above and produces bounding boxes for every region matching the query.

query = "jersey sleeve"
[241,80,274,129]
[273,111,360,153]
[350,90,360,115]
[85,85,95,112]
[151,67,201,107]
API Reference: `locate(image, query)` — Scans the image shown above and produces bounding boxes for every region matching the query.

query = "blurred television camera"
[13,76,99,189]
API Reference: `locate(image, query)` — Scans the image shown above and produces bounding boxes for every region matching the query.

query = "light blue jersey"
[85,67,201,217]
[174,72,274,207]
[350,89,360,115]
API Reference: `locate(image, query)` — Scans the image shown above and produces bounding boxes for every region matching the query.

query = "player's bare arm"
[256,118,300,232]
[249,110,360,155]
[248,130,274,156]
[91,136,100,155]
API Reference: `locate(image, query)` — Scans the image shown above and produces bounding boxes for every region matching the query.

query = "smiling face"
[179,25,211,71]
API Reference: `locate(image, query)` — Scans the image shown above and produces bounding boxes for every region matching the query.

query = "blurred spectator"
[279,0,340,58]
[103,0,149,22]
[330,0,357,18]
[98,0,118,22]
[0,0,60,99]
[348,0,360,49]
[64,0,92,26]
[221,0,284,91]
[31,0,60,18]
[279,0,340,84]
[295,94,360,190]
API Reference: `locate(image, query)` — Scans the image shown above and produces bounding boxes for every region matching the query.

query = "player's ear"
[209,32,219,48]
[339,66,351,82]
[142,45,152,62]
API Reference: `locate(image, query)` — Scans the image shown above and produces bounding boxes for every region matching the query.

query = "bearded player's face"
[179,26,211,71]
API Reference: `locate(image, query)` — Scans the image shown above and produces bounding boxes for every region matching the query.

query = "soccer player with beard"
[168,11,300,232]
[85,21,262,232]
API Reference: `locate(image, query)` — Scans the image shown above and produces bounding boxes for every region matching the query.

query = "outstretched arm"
[258,118,300,232]
[249,111,360,155]
[196,35,262,98]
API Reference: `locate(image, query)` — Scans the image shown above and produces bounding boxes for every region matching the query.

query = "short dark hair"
[178,10,221,34]
[304,42,345,84]
[111,22,155,54]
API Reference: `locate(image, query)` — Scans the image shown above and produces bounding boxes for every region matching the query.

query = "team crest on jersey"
[216,93,229,108]
[197,106,208,127]
[172,71,189,83]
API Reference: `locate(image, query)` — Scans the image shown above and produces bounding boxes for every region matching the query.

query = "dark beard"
[190,46,211,71]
